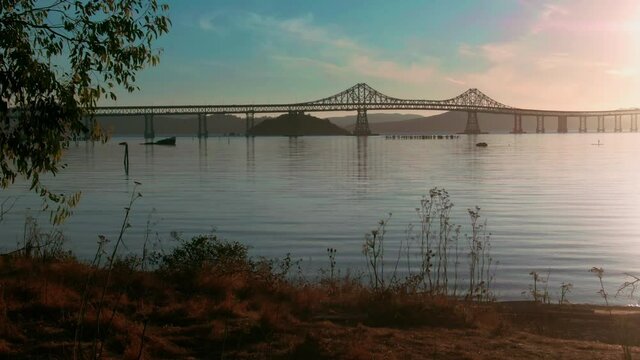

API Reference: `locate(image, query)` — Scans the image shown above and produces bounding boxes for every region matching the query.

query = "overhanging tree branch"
[0,0,170,224]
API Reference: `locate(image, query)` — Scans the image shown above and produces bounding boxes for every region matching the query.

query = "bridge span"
[93,83,640,138]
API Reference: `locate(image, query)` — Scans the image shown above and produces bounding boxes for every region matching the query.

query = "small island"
[248,112,351,136]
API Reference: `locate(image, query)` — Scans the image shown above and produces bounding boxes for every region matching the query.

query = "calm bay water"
[2,133,640,304]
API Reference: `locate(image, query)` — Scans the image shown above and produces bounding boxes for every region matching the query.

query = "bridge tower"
[631,114,638,132]
[536,116,545,133]
[597,116,605,132]
[144,114,155,139]
[197,113,208,138]
[353,108,371,136]
[511,114,524,133]
[245,112,255,136]
[463,111,481,134]
[557,116,568,133]
[578,116,587,133]
[614,115,622,132]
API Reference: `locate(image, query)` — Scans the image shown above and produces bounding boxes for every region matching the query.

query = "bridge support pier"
[353,108,371,136]
[511,114,524,133]
[597,116,605,132]
[197,114,208,138]
[614,115,622,132]
[557,115,568,133]
[578,116,587,133]
[536,116,545,133]
[463,111,481,134]
[144,114,155,139]
[245,112,255,136]
[631,114,638,132]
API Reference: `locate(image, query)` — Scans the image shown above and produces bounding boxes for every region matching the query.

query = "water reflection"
[144,141,154,165]
[287,136,306,160]
[83,140,95,168]
[198,138,208,156]
[198,138,208,172]
[285,137,307,179]
[356,136,368,183]
[246,137,254,174]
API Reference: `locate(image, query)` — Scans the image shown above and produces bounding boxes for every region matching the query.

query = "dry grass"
[0,252,639,359]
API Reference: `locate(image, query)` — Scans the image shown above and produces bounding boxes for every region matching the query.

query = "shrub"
[153,234,249,276]
[17,216,72,261]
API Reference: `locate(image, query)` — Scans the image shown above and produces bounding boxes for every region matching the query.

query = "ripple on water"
[2,133,640,304]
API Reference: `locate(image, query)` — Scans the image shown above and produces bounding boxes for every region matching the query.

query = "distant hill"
[344,111,556,134]
[97,114,251,136]
[97,111,572,136]
[248,113,350,136]
[98,113,417,136]
[328,113,424,128]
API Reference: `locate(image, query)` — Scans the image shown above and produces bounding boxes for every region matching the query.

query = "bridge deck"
[93,83,640,117]
[94,104,640,117]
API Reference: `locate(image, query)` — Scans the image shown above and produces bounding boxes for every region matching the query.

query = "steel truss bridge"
[94,83,640,137]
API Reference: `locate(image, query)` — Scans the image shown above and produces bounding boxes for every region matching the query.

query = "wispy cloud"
[606,67,638,78]
[447,1,640,110]
[270,55,346,74]
[479,43,516,63]
[198,13,221,32]
[245,13,438,85]
[245,13,363,52]
[458,43,476,57]
[531,4,569,34]
[349,56,436,84]
[202,4,640,109]
[445,77,466,85]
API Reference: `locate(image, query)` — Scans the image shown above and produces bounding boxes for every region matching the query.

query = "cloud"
[247,13,438,85]
[272,54,438,85]
[448,1,640,110]
[349,56,436,84]
[198,13,220,32]
[531,4,569,33]
[270,55,346,74]
[479,43,516,63]
[458,44,476,57]
[222,4,640,109]
[246,13,363,52]
[606,67,638,78]
[445,77,466,85]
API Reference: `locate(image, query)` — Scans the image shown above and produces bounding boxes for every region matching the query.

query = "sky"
[105,0,640,112]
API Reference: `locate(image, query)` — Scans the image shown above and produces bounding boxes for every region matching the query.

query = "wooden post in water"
[119,142,129,175]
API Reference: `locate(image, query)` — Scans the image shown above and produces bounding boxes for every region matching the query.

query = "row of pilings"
[384,135,460,140]
[79,110,640,140]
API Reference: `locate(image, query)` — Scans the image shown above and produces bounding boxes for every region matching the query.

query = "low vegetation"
[0,232,471,359]
[2,235,640,359]
[247,113,351,136]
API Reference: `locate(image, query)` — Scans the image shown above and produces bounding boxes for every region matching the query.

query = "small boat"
[143,136,176,146]
[591,139,603,146]
[476,142,488,147]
